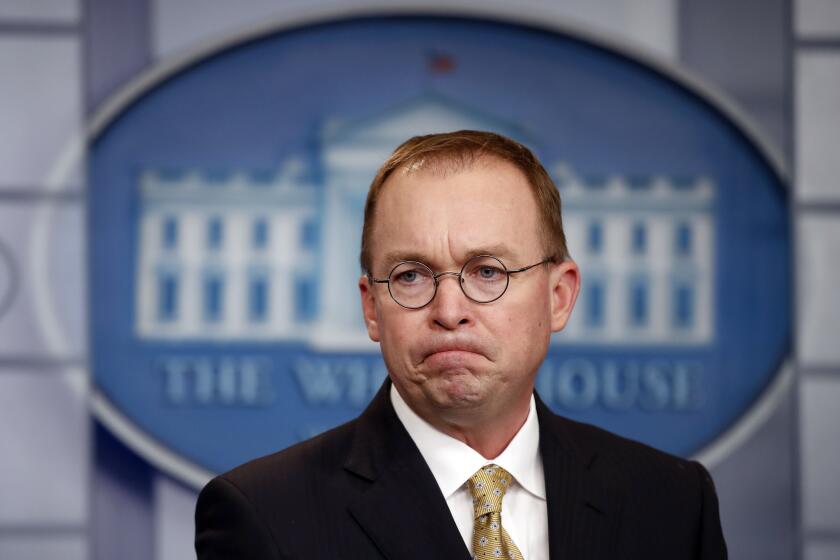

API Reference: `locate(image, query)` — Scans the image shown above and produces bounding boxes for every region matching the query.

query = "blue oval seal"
[89,15,790,486]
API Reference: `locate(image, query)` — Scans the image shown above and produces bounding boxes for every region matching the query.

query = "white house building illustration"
[556,166,715,345]
[134,94,715,347]
[135,161,320,341]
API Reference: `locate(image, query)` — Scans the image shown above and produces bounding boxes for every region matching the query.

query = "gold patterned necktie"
[468,464,524,560]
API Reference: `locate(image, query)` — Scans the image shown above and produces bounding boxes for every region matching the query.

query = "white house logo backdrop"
[90,17,790,480]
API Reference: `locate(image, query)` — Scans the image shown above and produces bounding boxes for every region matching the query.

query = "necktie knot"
[468,464,513,519]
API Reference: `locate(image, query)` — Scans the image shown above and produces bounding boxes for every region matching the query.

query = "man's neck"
[441,411,530,459]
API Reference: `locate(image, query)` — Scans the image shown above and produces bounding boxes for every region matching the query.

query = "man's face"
[359,156,578,426]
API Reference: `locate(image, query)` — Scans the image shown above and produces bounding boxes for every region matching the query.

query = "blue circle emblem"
[90,16,790,482]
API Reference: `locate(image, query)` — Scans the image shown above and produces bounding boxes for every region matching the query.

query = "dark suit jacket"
[195,380,727,559]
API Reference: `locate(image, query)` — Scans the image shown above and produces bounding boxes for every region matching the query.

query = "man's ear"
[359,275,381,342]
[549,260,581,332]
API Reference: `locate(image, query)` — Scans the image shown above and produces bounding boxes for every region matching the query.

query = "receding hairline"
[387,146,502,179]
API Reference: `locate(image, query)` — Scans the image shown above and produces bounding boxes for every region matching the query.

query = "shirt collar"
[390,384,545,501]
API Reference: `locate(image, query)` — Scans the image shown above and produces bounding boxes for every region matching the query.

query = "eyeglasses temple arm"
[507,258,555,275]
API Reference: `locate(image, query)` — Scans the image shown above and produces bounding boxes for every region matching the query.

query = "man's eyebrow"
[379,244,518,270]
[462,244,516,261]
[381,250,428,268]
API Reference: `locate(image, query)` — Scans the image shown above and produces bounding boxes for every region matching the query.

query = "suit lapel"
[343,384,623,560]
[537,395,623,560]
[344,382,471,560]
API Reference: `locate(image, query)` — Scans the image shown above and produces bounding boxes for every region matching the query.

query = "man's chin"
[422,373,486,408]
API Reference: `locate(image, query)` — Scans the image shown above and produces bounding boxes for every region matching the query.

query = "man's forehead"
[380,243,519,269]
[368,155,541,270]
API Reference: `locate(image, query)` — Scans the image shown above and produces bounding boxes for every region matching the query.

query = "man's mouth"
[420,341,488,366]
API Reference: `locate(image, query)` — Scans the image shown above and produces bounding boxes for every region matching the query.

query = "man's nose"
[429,273,471,329]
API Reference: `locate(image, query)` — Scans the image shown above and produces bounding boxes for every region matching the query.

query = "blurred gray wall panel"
[0,368,88,526]
[796,53,840,202]
[805,540,840,560]
[680,0,789,157]
[797,216,840,366]
[796,0,840,38]
[0,202,85,359]
[85,0,150,113]
[85,3,157,559]
[91,424,155,560]
[794,1,840,557]
[0,36,82,190]
[712,390,797,560]
[0,535,87,560]
[153,475,199,560]
[0,0,80,23]
[800,376,840,531]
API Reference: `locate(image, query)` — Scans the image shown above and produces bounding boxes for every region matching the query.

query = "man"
[195,130,727,559]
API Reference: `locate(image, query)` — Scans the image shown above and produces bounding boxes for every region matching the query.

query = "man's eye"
[477,266,503,279]
[395,269,425,283]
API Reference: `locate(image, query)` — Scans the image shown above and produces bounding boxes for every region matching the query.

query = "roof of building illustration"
[552,162,714,210]
[139,159,316,206]
[320,91,537,149]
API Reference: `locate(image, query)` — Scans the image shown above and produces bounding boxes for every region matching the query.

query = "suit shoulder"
[549,414,726,554]
[562,414,686,461]
[552,413,704,490]
[215,417,358,498]
[196,417,375,557]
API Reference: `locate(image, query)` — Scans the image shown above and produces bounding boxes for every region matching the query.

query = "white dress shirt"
[390,385,549,560]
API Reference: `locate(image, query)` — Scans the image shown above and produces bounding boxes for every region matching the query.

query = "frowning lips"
[416,338,493,364]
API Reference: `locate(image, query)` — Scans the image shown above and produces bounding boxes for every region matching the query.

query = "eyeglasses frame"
[367,254,556,309]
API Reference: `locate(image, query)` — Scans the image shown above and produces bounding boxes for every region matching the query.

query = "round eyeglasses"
[368,254,554,309]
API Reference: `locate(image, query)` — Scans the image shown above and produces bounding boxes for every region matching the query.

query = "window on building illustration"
[672,281,695,328]
[587,222,603,255]
[248,273,269,323]
[585,278,605,328]
[252,218,269,250]
[203,272,225,322]
[631,222,646,255]
[301,218,319,251]
[157,270,178,322]
[161,217,178,250]
[675,222,693,257]
[294,275,317,322]
[628,277,648,327]
[207,216,224,251]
